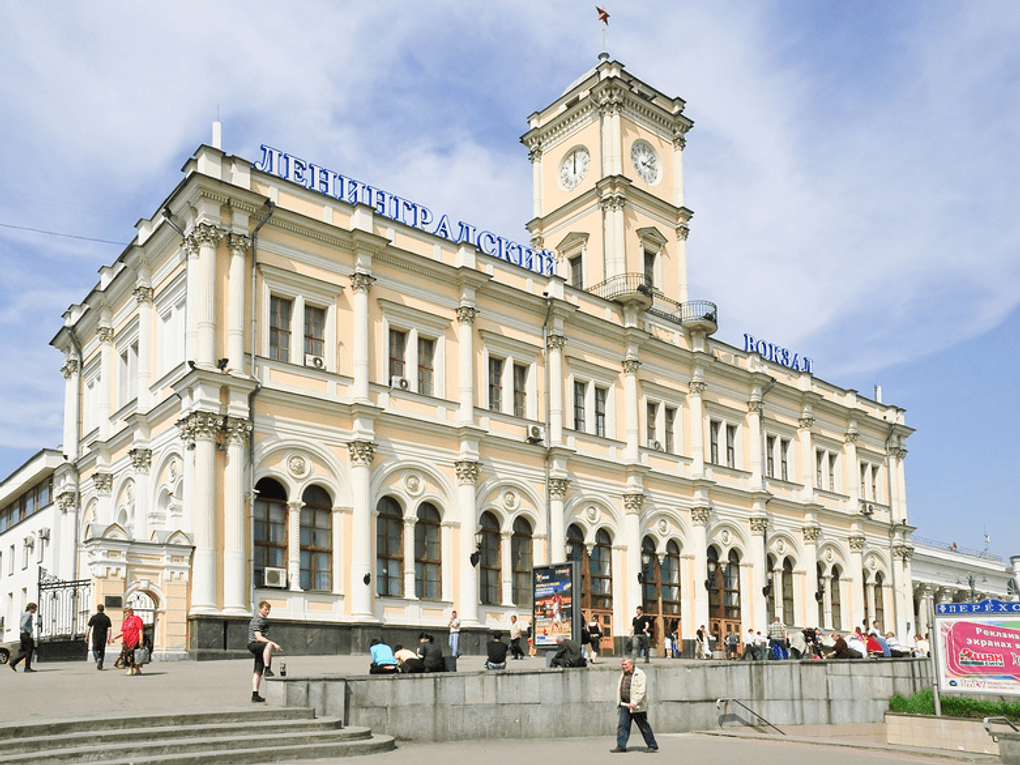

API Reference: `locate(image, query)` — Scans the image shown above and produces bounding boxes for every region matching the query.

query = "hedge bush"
[889,688,1020,720]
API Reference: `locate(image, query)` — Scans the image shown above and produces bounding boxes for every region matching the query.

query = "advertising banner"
[532,562,578,648]
[935,599,1020,695]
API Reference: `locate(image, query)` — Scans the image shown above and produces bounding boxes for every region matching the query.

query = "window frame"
[375,497,404,598]
[299,486,333,592]
[260,264,339,370]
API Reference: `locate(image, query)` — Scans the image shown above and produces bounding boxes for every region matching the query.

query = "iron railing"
[588,273,654,302]
[37,567,91,641]
[715,698,785,735]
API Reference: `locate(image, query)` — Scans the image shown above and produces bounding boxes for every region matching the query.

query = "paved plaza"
[2,654,995,765]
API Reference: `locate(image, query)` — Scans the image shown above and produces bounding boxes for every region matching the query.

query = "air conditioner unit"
[263,567,287,589]
[526,425,545,444]
[304,354,326,370]
[390,376,410,390]
[650,440,663,452]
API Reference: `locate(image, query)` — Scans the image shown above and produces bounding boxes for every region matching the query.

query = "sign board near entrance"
[934,599,1020,696]
[532,562,580,648]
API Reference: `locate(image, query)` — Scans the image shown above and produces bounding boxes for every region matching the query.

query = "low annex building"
[42,56,917,658]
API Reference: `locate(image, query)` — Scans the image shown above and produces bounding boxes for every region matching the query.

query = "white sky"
[0,1,1016,561]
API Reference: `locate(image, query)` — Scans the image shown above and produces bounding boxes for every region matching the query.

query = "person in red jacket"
[113,606,146,676]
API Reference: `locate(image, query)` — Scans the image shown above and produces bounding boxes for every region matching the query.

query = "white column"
[129,447,153,542]
[802,524,820,624]
[747,400,763,486]
[61,357,81,460]
[287,500,302,591]
[186,412,219,614]
[848,534,866,630]
[548,478,568,565]
[845,428,860,511]
[187,224,222,366]
[672,134,687,208]
[226,234,249,371]
[97,322,114,440]
[691,507,711,633]
[456,306,477,423]
[223,418,250,614]
[894,543,915,639]
[349,441,375,619]
[528,146,543,219]
[351,274,373,403]
[866,581,876,627]
[749,514,768,633]
[185,239,199,363]
[500,530,513,605]
[622,359,641,461]
[455,460,480,627]
[623,494,644,616]
[676,222,690,305]
[134,284,153,412]
[547,334,565,445]
[689,379,706,475]
[332,506,347,595]
[798,411,815,501]
[820,574,832,630]
[403,515,417,600]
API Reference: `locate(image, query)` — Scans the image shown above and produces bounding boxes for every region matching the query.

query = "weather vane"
[596,5,609,54]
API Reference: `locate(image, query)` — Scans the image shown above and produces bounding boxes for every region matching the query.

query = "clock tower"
[522,55,707,327]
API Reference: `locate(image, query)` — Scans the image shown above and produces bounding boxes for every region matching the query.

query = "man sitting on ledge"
[485,631,509,670]
[369,638,400,674]
[550,635,586,668]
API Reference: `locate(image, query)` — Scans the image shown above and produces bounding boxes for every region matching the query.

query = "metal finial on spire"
[596,6,609,55]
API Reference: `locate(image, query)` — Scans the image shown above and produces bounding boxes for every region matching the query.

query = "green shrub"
[889,688,1020,721]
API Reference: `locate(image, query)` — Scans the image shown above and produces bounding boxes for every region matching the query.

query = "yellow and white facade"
[49,57,916,658]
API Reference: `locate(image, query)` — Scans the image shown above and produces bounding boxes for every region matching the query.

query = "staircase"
[0,707,395,764]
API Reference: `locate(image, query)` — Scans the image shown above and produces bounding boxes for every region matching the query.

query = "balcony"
[588,273,655,309]
[586,274,718,334]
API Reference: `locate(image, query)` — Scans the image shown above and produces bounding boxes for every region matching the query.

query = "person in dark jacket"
[485,631,509,670]
[550,636,585,668]
[417,632,446,672]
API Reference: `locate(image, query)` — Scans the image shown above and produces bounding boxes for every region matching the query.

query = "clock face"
[631,140,660,185]
[558,146,590,191]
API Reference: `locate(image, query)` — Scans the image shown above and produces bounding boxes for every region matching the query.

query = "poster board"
[934,599,1020,695]
[532,561,580,649]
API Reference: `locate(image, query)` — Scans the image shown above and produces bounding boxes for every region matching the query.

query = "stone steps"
[0,708,395,765]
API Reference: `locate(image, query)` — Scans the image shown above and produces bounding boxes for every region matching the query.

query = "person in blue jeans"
[448,610,461,657]
[611,658,658,753]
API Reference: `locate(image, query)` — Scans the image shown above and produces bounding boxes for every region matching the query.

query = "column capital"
[749,516,768,536]
[848,534,866,552]
[802,525,822,543]
[676,221,690,241]
[61,358,80,379]
[672,130,688,150]
[177,411,222,443]
[129,448,153,473]
[224,416,252,445]
[227,232,251,255]
[689,380,706,396]
[546,333,566,351]
[287,500,305,512]
[691,506,712,526]
[622,358,642,375]
[350,272,375,294]
[133,285,154,305]
[600,194,626,213]
[97,326,114,344]
[93,472,113,496]
[455,460,480,485]
[747,398,763,414]
[890,447,908,460]
[549,477,570,499]
[894,543,915,562]
[528,146,543,162]
[799,415,815,430]
[623,493,645,514]
[348,440,376,467]
[188,222,224,248]
[456,305,478,325]
[57,491,78,513]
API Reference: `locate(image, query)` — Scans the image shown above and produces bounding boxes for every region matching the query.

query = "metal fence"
[37,567,92,641]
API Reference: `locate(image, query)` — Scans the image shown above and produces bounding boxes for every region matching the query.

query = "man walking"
[611,658,658,753]
[10,602,38,673]
[85,603,112,670]
[509,615,525,660]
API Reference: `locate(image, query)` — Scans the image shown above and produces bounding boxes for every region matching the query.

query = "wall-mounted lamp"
[470,529,483,568]
[216,358,229,371]
[762,581,773,599]
[704,558,718,591]
[363,572,371,586]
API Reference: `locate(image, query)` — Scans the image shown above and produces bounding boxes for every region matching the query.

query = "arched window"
[831,566,842,629]
[414,502,442,600]
[708,546,742,650]
[567,524,585,565]
[300,485,332,591]
[254,478,287,587]
[817,562,826,627]
[511,516,533,606]
[590,528,613,612]
[874,571,886,632]
[376,496,403,597]
[662,540,681,620]
[479,511,501,605]
[641,536,660,615]
[782,557,795,626]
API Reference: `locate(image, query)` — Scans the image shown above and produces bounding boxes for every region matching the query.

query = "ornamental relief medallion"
[775,539,785,554]
[288,455,308,478]
[720,529,730,545]
[657,518,668,535]
[503,490,519,510]
[585,505,599,523]
[404,473,423,496]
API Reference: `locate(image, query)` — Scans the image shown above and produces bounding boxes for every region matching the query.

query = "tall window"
[766,436,776,478]
[304,305,325,358]
[662,540,681,618]
[513,363,528,418]
[643,249,656,287]
[874,572,886,631]
[647,402,658,446]
[269,296,292,362]
[414,502,442,600]
[725,424,737,468]
[569,255,582,289]
[300,485,332,591]
[573,381,587,431]
[831,566,842,629]
[590,529,613,611]
[817,563,826,627]
[479,511,501,605]
[782,558,795,626]
[488,357,504,412]
[376,497,403,597]
[780,439,790,481]
[388,329,406,379]
[418,337,435,395]
[594,386,607,437]
[664,406,676,453]
[816,449,837,491]
[511,517,533,605]
[641,536,659,614]
[254,478,287,587]
[709,420,720,464]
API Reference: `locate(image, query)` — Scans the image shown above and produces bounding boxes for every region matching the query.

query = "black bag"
[580,627,590,645]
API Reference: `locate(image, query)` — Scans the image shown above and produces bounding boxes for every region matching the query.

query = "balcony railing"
[588,273,654,303]
[585,275,718,333]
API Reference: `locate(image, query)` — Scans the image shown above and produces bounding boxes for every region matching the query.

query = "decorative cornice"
[802,525,822,543]
[691,506,712,526]
[549,477,570,499]
[622,358,642,375]
[61,358,80,379]
[133,286,154,305]
[848,535,866,552]
[129,448,152,472]
[455,460,480,485]
[456,305,478,325]
[546,334,566,351]
[93,472,113,496]
[348,440,376,467]
[623,493,644,513]
[350,272,375,294]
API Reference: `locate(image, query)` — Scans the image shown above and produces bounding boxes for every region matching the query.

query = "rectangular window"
[269,296,292,362]
[780,439,790,481]
[709,420,720,464]
[726,424,737,468]
[594,386,607,437]
[647,402,658,446]
[304,305,326,358]
[644,249,656,287]
[574,381,587,431]
[828,453,837,492]
[388,329,406,379]
[299,506,332,592]
[766,435,776,478]
[512,363,528,418]
[664,406,676,453]
[569,255,583,289]
[117,341,138,406]
[871,466,878,501]
[860,463,868,498]
[816,450,824,488]
[417,337,435,396]
[488,357,504,412]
